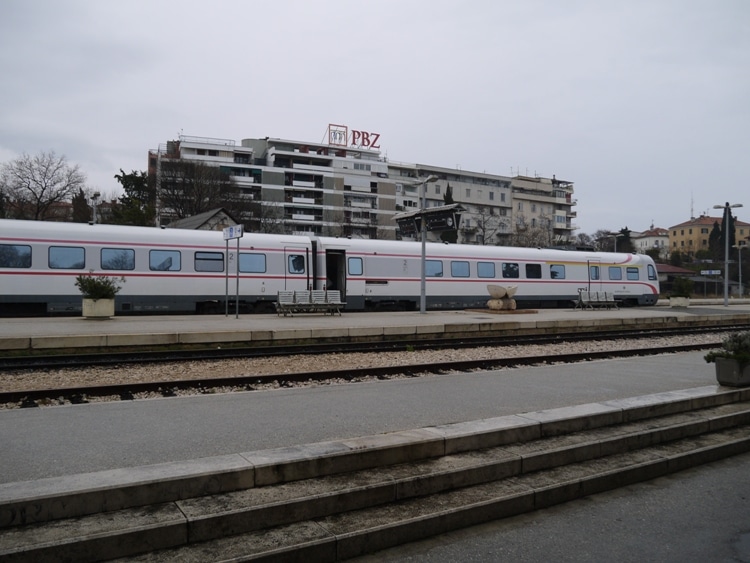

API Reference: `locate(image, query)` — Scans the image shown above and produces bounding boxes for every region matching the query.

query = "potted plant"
[668,276,693,307]
[704,331,750,387]
[74,273,125,318]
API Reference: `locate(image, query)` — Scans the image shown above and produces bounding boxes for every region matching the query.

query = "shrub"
[74,274,125,300]
[704,332,750,369]
[670,276,693,298]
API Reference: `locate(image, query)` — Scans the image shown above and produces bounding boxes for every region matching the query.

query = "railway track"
[0,323,744,371]
[0,326,732,408]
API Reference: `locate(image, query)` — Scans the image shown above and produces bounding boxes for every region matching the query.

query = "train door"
[284,246,310,291]
[587,259,603,291]
[324,249,364,309]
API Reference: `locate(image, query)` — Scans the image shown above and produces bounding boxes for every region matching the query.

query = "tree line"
[0,150,739,267]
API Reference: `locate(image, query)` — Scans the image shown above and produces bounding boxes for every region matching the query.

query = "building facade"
[148,129,577,244]
[632,226,669,260]
[669,214,750,260]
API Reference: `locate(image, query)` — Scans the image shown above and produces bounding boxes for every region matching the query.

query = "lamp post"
[713,202,743,306]
[734,244,746,299]
[91,191,100,225]
[418,175,439,313]
[603,232,624,252]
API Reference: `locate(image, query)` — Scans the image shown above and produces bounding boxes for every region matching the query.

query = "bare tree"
[512,213,554,248]
[157,160,239,220]
[0,151,86,220]
[248,200,286,233]
[472,206,509,245]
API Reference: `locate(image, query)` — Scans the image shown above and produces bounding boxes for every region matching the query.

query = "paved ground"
[2,304,749,561]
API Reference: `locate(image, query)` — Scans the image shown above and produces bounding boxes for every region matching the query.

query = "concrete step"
[1,387,749,562]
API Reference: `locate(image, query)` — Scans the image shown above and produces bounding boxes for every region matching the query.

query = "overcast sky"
[1,0,748,235]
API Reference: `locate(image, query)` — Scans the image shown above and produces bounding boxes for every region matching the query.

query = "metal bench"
[274,291,296,316]
[576,290,619,310]
[276,290,345,316]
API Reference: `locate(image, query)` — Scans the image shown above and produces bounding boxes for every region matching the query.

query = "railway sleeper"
[1,387,749,562]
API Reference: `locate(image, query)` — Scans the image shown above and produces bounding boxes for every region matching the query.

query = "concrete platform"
[2,300,750,352]
[0,303,749,560]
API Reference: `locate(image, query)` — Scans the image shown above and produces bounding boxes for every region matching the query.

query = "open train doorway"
[325,250,346,295]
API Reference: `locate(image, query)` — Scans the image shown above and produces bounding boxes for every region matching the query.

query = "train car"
[0,218,659,316]
[314,236,660,310]
[0,219,314,315]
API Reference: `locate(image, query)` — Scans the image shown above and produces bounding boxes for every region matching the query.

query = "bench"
[275,290,346,316]
[576,290,619,310]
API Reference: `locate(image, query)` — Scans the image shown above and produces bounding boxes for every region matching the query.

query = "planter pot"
[715,357,750,387]
[669,297,690,307]
[82,298,115,319]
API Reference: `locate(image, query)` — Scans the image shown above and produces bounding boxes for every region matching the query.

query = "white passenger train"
[0,219,660,316]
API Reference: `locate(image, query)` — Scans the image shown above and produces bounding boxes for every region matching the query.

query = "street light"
[417,175,439,313]
[713,202,743,306]
[602,232,624,252]
[734,244,746,299]
[91,191,101,225]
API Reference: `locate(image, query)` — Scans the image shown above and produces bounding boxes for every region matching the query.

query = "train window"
[348,257,363,276]
[626,267,639,280]
[525,264,542,279]
[609,266,622,280]
[288,254,305,274]
[49,246,85,269]
[150,250,181,271]
[648,264,657,280]
[0,244,31,268]
[451,261,470,277]
[425,260,443,277]
[101,248,135,270]
[195,252,224,272]
[589,265,600,280]
[477,262,495,278]
[550,264,566,279]
[502,262,519,279]
[239,253,266,273]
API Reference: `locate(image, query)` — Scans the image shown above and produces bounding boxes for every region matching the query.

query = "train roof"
[0,219,312,248]
[315,236,652,265]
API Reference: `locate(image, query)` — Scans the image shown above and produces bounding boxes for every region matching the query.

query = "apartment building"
[148,129,577,244]
[669,214,750,259]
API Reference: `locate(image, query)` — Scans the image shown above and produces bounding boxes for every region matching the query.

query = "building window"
[489,192,494,201]
[466,188,471,198]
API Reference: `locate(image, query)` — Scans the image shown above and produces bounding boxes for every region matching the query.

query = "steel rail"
[0,324,742,371]
[0,341,718,408]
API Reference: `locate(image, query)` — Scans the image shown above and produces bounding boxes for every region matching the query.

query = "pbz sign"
[328,124,381,149]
